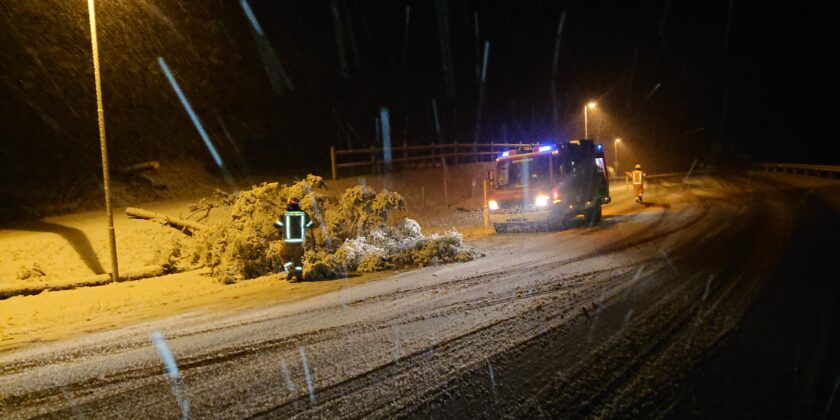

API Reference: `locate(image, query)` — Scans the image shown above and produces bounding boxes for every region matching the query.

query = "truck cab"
[488,139,610,232]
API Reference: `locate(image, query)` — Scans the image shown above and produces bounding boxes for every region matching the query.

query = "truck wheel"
[584,204,602,225]
[493,223,508,233]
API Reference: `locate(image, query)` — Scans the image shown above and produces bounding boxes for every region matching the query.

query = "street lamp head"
[587,102,597,109]
[615,138,621,143]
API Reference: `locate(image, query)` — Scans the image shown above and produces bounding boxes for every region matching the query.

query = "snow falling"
[0,2,836,419]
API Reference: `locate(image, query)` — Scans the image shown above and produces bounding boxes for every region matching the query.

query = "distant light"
[535,195,550,207]
[615,138,622,143]
[488,200,499,210]
[587,102,597,109]
[538,145,553,152]
[240,0,264,35]
[596,144,603,150]
[501,151,510,157]
[157,57,224,169]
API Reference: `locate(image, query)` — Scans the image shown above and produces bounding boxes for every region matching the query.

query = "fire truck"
[487,139,611,232]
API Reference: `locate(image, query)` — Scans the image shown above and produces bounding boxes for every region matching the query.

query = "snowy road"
[1,174,838,418]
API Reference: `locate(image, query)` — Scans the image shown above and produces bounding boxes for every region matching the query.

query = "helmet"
[288,196,301,206]
[634,164,641,170]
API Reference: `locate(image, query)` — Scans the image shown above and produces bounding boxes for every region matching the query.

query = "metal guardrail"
[612,163,840,182]
[329,142,539,180]
[644,172,684,179]
[750,163,840,179]
[609,172,685,182]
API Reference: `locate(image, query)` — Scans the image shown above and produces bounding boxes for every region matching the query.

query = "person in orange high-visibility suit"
[626,164,646,203]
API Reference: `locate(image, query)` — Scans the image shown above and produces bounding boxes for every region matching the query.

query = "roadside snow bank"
[177,175,478,282]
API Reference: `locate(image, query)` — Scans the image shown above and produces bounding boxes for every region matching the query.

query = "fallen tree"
[126,207,206,235]
[118,160,160,175]
[173,175,479,283]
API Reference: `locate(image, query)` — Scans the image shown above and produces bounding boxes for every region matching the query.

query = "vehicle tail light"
[552,189,562,203]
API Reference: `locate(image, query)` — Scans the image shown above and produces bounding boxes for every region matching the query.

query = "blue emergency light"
[500,151,510,157]
[538,145,553,152]
[596,144,603,151]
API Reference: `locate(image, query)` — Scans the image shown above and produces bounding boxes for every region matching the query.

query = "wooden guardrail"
[750,163,840,179]
[329,142,539,180]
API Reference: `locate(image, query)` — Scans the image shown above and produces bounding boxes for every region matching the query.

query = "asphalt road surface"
[1,173,838,419]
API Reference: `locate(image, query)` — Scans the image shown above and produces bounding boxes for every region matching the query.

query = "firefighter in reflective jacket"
[274,196,314,282]
[626,164,646,203]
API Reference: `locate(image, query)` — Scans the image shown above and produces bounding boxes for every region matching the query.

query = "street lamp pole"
[614,138,621,175]
[584,105,588,139]
[87,0,119,282]
[584,102,596,139]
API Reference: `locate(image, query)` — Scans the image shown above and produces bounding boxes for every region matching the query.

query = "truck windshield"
[496,155,551,188]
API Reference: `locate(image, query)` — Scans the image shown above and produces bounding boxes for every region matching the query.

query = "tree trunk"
[126,207,206,235]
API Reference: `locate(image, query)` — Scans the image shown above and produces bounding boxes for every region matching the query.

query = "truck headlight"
[535,195,550,207]
[488,200,499,210]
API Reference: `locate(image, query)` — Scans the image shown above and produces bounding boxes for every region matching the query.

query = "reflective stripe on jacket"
[632,170,644,185]
[276,210,313,245]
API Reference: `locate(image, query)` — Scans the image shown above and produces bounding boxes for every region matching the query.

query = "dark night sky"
[0,0,836,203]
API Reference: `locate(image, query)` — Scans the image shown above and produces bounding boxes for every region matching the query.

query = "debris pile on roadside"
[172,175,477,283]
[16,263,47,281]
[305,219,474,279]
